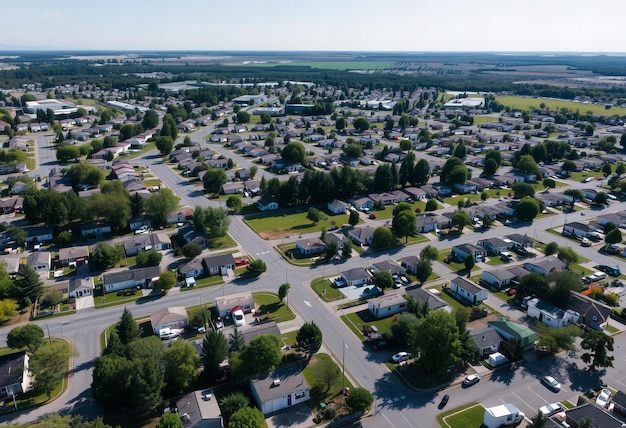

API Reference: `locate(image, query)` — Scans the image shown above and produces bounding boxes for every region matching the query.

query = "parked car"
[500,251,513,262]
[438,394,449,409]
[541,376,561,392]
[368,213,377,219]
[540,402,563,416]
[392,352,412,363]
[462,374,480,387]
[506,288,517,296]
[596,388,611,408]
[597,265,621,277]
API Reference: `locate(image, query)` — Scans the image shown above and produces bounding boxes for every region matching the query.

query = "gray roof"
[372,259,404,274]
[179,259,203,275]
[341,267,370,282]
[58,245,90,261]
[406,287,447,311]
[505,234,533,246]
[368,294,406,308]
[251,365,309,404]
[202,253,235,269]
[565,402,625,428]
[470,327,502,349]
[400,255,419,267]
[103,266,160,286]
[567,291,611,325]
[0,351,27,389]
[242,321,281,345]
[451,276,484,295]
[27,251,50,266]
[483,267,518,282]
[524,257,566,273]
[150,306,188,327]
[176,390,222,428]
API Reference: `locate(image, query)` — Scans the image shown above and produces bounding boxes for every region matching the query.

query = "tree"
[348,209,360,226]
[229,327,245,353]
[345,387,374,414]
[7,226,27,247]
[373,270,394,290]
[203,168,227,195]
[226,195,243,212]
[512,182,535,199]
[156,413,183,428]
[414,259,433,285]
[307,207,322,224]
[229,407,265,428]
[535,323,581,352]
[464,254,475,274]
[545,242,559,256]
[7,324,44,354]
[483,158,499,175]
[344,144,363,158]
[126,337,165,411]
[516,197,540,221]
[451,210,470,230]
[92,354,134,412]
[562,159,577,172]
[352,117,370,132]
[130,192,145,216]
[281,141,306,165]
[163,340,199,396]
[581,330,614,370]
[142,110,159,130]
[564,189,584,207]
[420,245,439,262]
[219,392,249,419]
[410,310,461,372]
[517,273,550,301]
[501,338,524,362]
[425,198,438,212]
[617,163,626,175]
[542,178,556,189]
[341,241,352,258]
[335,117,346,130]
[154,271,176,295]
[389,313,420,346]
[314,355,341,392]
[91,243,122,271]
[236,111,250,123]
[371,227,394,251]
[182,242,202,259]
[117,308,140,345]
[136,250,162,267]
[604,222,618,234]
[12,264,44,307]
[516,154,539,174]
[605,228,622,248]
[296,321,323,358]
[194,206,230,238]
[30,341,70,399]
[66,163,105,187]
[595,191,609,205]
[56,145,81,162]
[241,334,282,376]
[145,188,179,227]
[246,259,267,276]
[392,210,416,243]
[440,157,464,184]
[527,411,548,428]
[412,159,430,186]
[202,330,228,381]
[155,136,174,156]
[557,247,579,268]
[278,283,290,303]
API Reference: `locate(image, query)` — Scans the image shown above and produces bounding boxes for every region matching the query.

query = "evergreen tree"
[202,330,228,381]
[12,264,44,307]
[117,308,140,345]
[229,327,245,353]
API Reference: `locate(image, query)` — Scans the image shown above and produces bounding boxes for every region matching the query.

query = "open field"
[245,210,350,239]
[438,403,484,428]
[495,95,626,116]
[246,61,394,70]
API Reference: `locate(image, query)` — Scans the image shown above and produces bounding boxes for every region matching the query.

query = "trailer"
[483,403,525,428]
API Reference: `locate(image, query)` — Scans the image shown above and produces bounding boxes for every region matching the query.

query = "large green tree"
[228,407,265,428]
[410,310,461,372]
[412,159,430,186]
[145,188,179,227]
[296,321,323,358]
[392,210,416,243]
[126,336,165,410]
[201,330,228,381]
[203,168,227,195]
[117,308,140,345]
[156,413,183,428]
[7,324,44,354]
[516,197,540,221]
[281,141,307,165]
[240,334,282,376]
[12,264,44,307]
[92,354,133,412]
[373,270,394,290]
[371,227,394,251]
[345,387,374,413]
[581,330,614,370]
[91,243,123,271]
[163,340,200,396]
[30,341,71,399]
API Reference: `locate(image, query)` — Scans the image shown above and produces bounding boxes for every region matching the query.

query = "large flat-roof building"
[25,99,80,116]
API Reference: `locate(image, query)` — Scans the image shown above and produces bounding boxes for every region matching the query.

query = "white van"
[233,308,245,327]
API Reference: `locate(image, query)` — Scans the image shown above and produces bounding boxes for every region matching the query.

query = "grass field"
[341,309,400,341]
[495,95,626,116]
[253,292,295,323]
[246,61,394,70]
[438,403,484,428]
[311,277,345,302]
[245,210,350,239]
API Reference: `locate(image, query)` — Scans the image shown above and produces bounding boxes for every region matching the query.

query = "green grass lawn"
[208,233,237,250]
[495,95,626,116]
[191,275,224,288]
[438,403,485,428]
[245,210,351,239]
[281,331,298,348]
[438,249,467,273]
[302,353,353,421]
[340,309,400,341]
[143,179,161,187]
[405,234,430,246]
[431,285,470,312]
[311,277,345,302]
[486,256,505,266]
[567,171,604,182]
[94,290,143,308]
[443,193,482,206]
[253,292,295,323]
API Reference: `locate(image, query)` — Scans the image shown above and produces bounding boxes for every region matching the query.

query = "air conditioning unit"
[272,379,281,387]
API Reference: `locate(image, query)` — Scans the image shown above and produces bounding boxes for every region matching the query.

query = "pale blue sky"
[3,0,625,52]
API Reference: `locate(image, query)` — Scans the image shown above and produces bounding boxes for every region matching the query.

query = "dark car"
[598,265,621,277]
[438,394,450,409]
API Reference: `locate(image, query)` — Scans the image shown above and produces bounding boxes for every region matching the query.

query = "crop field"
[495,95,626,116]
[248,61,394,70]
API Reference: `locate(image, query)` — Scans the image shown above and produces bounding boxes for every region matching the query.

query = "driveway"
[265,403,315,428]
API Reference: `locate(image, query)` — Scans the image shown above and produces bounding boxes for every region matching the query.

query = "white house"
[340,267,370,287]
[257,197,279,212]
[102,266,160,294]
[327,199,349,215]
[449,277,488,305]
[251,366,310,415]
[527,298,579,329]
[215,292,255,318]
[367,294,407,319]
[68,277,94,299]
[150,306,189,335]
[295,238,327,256]
[0,352,31,400]
[202,254,235,276]
[79,221,111,239]
[178,259,205,279]
[523,257,566,275]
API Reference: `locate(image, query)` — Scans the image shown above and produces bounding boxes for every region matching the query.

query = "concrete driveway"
[265,403,315,428]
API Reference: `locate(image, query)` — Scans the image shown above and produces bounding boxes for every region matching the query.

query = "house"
[415,214,450,233]
[562,221,598,238]
[477,238,510,256]
[150,306,188,335]
[526,298,580,329]
[371,259,405,276]
[327,199,349,215]
[567,291,611,330]
[482,266,529,289]
[406,287,449,312]
[324,232,347,250]
[368,294,407,319]
[470,327,503,358]
[504,234,534,250]
[58,245,90,267]
[201,254,235,276]
[295,237,327,256]
[348,196,375,211]
[80,221,111,239]
[175,389,223,428]
[0,352,31,400]
[449,277,488,305]
[241,321,282,346]
[0,198,23,214]
[250,365,310,416]
[178,259,204,279]
[215,292,254,318]
[523,257,566,275]
[102,266,160,294]
[348,226,375,246]
[488,318,539,350]
[454,181,477,194]
[122,233,172,256]
[399,255,419,274]
[257,197,279,212]
[167,206,193,225]
[452,244,487,262]
[24,226,53,244]
[26,252,51,274]
[368,192,398,206]
[563,402,625,428]
[69,277,94,299]
[222,181,245,195]
[340,267,371,287]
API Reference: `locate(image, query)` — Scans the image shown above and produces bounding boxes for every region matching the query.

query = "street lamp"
[342,341,349,393]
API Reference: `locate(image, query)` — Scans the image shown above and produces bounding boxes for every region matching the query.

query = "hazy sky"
[3,0,625,52]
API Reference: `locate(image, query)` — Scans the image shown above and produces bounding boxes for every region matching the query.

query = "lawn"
[245,210,351,240]
[208,233,237,250]
[567,171,604,182]
[431,285,470,312]
[340,309,400,341]
[281,331,298,348]
[311,277,345,302]
[495,95,626,116]
[277,243,317,267]
[438,249,467,273]
[94,290,143,308]
[443,193,482,206]
[405,234,430,246]
[302,353,353,423]
[438,403,485,428]
[253,292,295,322]
[485,256,505,266]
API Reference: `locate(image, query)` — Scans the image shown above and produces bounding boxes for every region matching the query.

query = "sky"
[2,0,625,52]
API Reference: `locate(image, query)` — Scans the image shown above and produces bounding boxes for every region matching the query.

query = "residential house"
[102,266,160,294]
[340,267,370,287]
[24,226,53,244]
[150,306,188,335]
[257,197,279,212]
[488,318,539,350]
[415,214,450,233]
[327,199,349,215]
[178,259,204,279]
[368,192,398,206]
[251,365,310,416]
[222,181,245,195]
[402,187,428,201]
[128,215,152,232]
[367,294,407,319]
[371,259,405,276]
[477,237,510,256]
[449,277,488,305]
[563,403,625,428]
[348,196,375,211]
[324,232,347,250]
[242,321,282,346]
[166,206,193,225]
[454,181,478,194]
[406,287,449,312]
[470,327,503,358]
[215,292,254,318]
[122,233,172,256]
[348,226,375,246]
[452,244,487,262]
[175,390,223,428]
[58,245,90,267]
[482,266,529,289]
[0,352,31,400]
[0,198,23,214]
[504,234,534,250]
[201,254,235,276]
[26,252,51,274]
[567,291,611,330]
[399,255,419,275]
[432,182,452,195]
[69,277,94,299]
[527,298,580,329]
[523,257,566,275]
[562,221,599,238]
[295,238,327,257]
[80,221,111,239]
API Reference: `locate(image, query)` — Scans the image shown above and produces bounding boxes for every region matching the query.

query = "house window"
[295,391,306,399]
